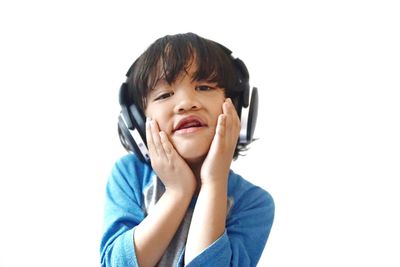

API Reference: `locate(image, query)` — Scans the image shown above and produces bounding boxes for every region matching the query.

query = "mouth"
[173,116,207,133]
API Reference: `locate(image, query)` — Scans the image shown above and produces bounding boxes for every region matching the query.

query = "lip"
[173,116,207,133]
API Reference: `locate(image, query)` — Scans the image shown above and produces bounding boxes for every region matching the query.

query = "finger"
[223,99,235,134]
[159,131,174,159]
[146,118,157,156]
[221,100,240,147]
[225,98,241,134]
[215,114,226,138]
[222,98,239,118]
[150,119,167,158]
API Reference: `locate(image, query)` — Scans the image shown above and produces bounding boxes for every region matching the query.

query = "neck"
[186,158,204,195]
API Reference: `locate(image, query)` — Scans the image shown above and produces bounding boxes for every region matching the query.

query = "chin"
[171,132,213,162]
[173,141,210,163]
[178,147,208,163]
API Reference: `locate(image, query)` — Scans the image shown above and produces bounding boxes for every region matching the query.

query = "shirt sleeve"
[185,186,275,267]
[100,157,146,267]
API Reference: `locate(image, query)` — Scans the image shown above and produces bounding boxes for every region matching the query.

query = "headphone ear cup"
[128,104,146,142]
[118,115,135,152]
[118,81,150,163]
[247,87,258,143]
[118,110,150,163]
[239,87,258,145]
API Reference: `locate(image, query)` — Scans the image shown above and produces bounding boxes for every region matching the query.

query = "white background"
[0,1,399,266]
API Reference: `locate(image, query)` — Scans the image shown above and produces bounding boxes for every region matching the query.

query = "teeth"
[181,121,200,129]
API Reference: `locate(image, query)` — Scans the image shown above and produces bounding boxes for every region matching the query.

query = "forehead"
[150,62,198,89]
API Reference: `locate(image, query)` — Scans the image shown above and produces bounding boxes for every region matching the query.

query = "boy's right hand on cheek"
[146,118,196,194]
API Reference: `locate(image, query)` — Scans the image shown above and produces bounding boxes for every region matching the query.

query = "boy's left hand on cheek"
[201,98,241,185]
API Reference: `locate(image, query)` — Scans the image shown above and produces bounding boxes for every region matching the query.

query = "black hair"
[124,32,247,159]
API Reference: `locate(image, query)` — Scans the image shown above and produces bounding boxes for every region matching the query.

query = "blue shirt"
[100,154,274,266]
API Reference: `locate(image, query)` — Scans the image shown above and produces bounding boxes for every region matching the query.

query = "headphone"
[118,44,259,163]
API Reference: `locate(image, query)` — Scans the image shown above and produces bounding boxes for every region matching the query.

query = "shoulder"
[227,170,274,215]
[113,153,152,175]
[109,154,155,192]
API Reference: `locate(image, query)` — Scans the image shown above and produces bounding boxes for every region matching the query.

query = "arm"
[186,184,275,267]
[100,156,147,267]
[184,99,275,266]
[100,119,196,267]
[133,187,193,267]
[100,159,194,267]
[133,119,196,267]
[185,98,240,264]
[184,180,228,262]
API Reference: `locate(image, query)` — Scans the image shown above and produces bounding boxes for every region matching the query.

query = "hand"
[200,98,241,185]
[146,118,197,194]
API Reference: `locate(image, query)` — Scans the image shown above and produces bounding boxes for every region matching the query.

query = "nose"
[173,89,201,113]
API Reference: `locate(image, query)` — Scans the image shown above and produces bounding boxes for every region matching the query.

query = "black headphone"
[118,44,258,163]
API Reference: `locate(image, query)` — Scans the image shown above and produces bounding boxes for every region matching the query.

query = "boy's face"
[144,65,225,163]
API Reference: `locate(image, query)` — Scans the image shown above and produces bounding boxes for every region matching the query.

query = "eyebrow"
[147,79,169,96]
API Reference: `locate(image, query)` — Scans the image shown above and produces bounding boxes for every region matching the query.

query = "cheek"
[144,105,153,119]
[147,113,169,132]
[212,102,224,119]
[145,106,164,126]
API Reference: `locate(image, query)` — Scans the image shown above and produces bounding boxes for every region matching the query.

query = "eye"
[195,85,214,91]
[154,92,174,101]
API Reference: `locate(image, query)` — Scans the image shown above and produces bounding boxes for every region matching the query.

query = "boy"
[100,32,274,267]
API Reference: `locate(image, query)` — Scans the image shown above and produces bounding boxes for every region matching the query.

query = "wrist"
[200,172,229,187]
[164,181,196,199]
[199,179,228,194]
